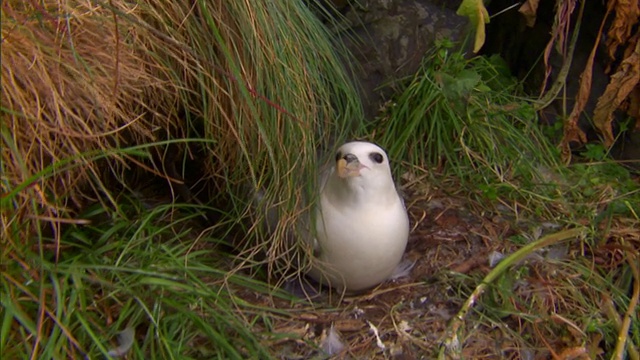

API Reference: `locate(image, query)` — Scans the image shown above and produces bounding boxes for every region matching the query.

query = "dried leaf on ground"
[519,0,540,27]
[593,36,640,146]
[605,0,640,61]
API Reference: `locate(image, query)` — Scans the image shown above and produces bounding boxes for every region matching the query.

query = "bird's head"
[333,141,394,192]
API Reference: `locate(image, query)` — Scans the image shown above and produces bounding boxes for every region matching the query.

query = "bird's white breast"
[308,189,409,292]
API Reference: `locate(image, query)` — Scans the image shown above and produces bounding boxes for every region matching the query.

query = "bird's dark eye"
[369,152,384,164]
[335,151,342,162]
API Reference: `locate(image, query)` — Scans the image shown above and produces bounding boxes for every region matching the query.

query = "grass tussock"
[1,0,361,263]
[2,1,361,358]
[375,41,562,213]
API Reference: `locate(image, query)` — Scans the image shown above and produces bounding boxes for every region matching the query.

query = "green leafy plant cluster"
[375,40,639,221]
[375,40,565,217]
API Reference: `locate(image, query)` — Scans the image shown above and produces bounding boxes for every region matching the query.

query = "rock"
[318,0,468,120]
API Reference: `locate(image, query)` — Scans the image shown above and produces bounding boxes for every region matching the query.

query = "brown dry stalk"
[593,34,640,147]
[539,0,578,97]
[561,5,612,151]
[518,0,540,28]
[535,0,584,113]
[612,252,639,360]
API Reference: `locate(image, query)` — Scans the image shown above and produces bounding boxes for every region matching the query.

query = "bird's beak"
[337,153,366,178]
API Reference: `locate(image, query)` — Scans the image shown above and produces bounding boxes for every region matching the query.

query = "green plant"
[1,186,310,358]
[374,41,565,218]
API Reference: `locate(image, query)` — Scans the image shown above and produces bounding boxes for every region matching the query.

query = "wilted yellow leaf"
[456,0,490,53]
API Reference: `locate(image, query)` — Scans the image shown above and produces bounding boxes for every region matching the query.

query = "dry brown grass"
[1,1,358,266]
[1,2,363,357]
[2,1,185,243]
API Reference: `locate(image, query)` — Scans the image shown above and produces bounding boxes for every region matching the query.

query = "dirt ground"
[237,189,553,359]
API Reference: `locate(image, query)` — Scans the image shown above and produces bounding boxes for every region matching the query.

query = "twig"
[612,253,639,360]
[438,228,584,359]
[534,0,586,111]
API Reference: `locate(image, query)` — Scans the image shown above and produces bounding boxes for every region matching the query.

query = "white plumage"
[307,141,410,292]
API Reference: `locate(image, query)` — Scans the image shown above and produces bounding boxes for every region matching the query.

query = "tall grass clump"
[375,40,567,218]
[2,0,362,358]
[1,1,362,270]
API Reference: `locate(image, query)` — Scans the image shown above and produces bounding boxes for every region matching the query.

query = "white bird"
[306,141,410,293]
